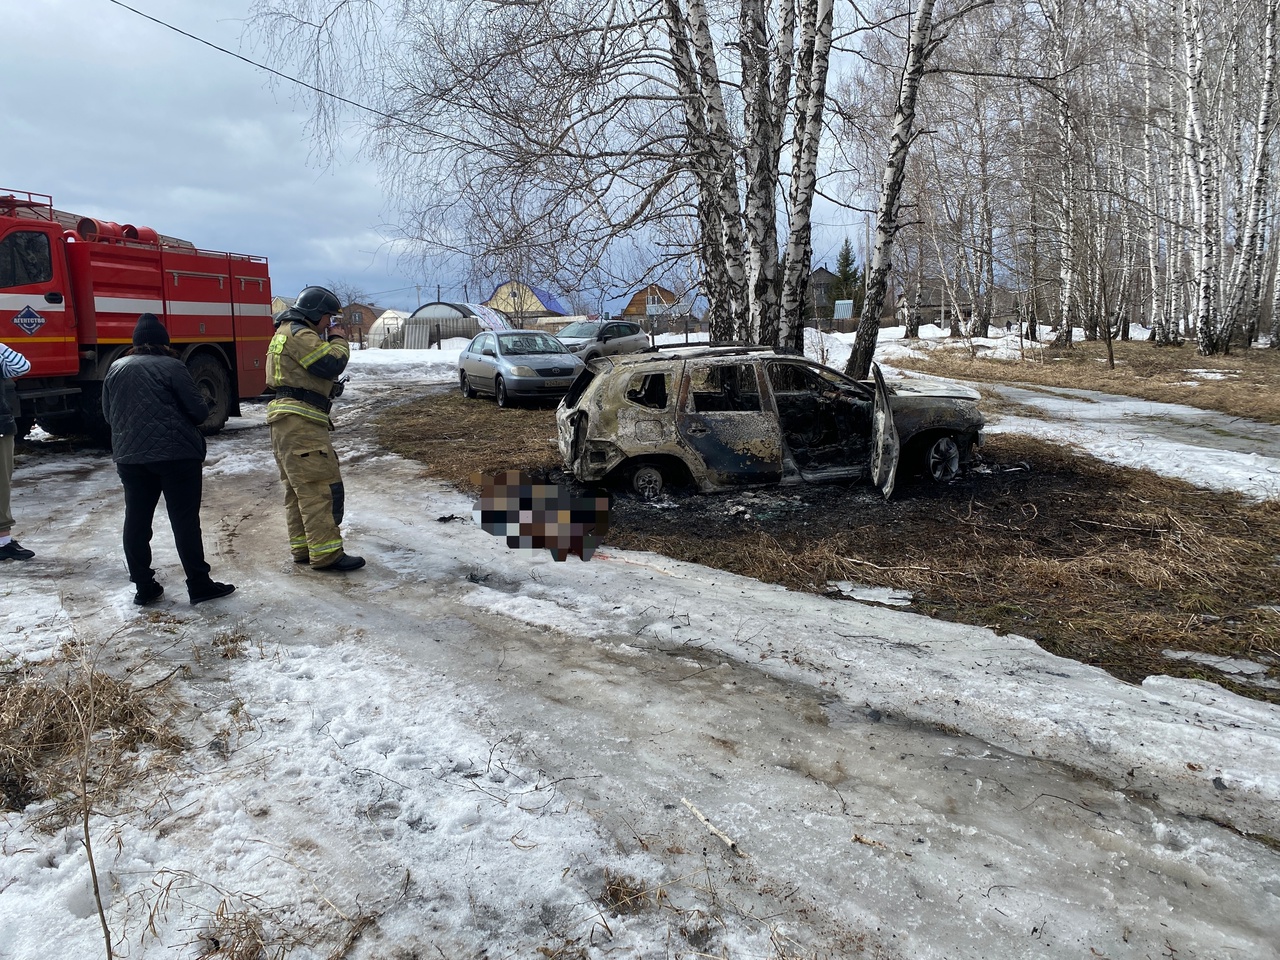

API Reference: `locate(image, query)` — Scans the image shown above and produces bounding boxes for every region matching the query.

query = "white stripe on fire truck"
[165,300,233,317]
[0,294,67,312]
[94,298,263,318]
[94,297,165,315]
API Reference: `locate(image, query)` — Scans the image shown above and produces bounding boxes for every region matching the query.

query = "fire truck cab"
[0,189,273,441]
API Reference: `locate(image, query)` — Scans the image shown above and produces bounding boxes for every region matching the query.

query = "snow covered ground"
[1,327,1278,960]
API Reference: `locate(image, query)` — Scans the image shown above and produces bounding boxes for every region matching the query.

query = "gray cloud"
[3,0,426,311]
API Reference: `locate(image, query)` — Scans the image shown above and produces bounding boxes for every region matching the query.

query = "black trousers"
[116,459,211,588]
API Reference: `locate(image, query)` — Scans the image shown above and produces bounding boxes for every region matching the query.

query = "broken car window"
[625,372,669,409]
[689,363,762,413]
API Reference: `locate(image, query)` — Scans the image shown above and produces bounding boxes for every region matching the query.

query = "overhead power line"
[104,0,410,128]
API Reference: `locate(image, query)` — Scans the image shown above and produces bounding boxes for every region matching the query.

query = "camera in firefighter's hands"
[330,376,350,399]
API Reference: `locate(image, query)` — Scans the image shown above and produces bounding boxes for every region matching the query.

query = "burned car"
[556,347,983,499]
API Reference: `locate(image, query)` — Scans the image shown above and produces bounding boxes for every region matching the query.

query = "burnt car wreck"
[556,346,984,500]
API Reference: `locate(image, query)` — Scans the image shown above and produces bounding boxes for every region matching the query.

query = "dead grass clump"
[894,338,1280,424]
[376,393,562,492]
[212,629,251,660]
[0,660,184,820]
[196,901,271,960]
[599,869,652,916]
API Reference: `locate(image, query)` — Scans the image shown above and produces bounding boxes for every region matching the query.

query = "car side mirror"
[482,348,496,357]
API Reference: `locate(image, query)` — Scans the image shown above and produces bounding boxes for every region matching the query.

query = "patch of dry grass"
[375,393,563,492]
[894,337,1280,424]
[375,391,1280,703]
[0,658,184,821]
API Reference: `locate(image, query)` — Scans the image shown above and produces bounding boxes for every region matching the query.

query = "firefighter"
[267,286,365,572]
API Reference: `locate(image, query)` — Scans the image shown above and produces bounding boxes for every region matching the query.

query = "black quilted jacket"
[101,354,209,463]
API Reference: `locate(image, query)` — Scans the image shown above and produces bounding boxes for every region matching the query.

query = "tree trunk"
[779,0,835,352]
[845,0,937,381]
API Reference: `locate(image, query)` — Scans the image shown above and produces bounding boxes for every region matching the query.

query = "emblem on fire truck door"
[11,306,46,335]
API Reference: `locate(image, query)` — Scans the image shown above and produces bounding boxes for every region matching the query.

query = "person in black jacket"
[101,314,235,606]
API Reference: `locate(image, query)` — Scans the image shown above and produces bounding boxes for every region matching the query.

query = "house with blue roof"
[482,281,569,327]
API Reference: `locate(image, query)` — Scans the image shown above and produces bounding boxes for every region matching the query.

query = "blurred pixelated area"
[472,470,611,561]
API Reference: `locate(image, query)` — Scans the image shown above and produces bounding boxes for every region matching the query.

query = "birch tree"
[845,0,941,380]
[250,0,842,347]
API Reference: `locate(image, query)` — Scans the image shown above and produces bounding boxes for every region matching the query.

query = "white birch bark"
[1047,0,1079,347]
[845,0,938,381]
[778,0,835,351]
[1182,0,1222,355]
[1221,0,1278,350]
[739,0,787,344]
[666,0,751,343]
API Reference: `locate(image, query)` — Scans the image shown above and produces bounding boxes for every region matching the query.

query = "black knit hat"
[133,313,170,346]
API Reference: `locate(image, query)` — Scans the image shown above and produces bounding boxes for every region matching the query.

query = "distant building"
[808,266,838,318]
[620,284,676,320]
[482,281,568,327]
[369,302,513,348]
[366,310,409,348]
[340,301,379,348]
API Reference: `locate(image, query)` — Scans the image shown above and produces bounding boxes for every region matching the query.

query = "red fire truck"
[0,188,273,441]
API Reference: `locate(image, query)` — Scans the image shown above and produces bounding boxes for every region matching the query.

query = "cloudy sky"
[2,0,434,312]
[4,0,870,316]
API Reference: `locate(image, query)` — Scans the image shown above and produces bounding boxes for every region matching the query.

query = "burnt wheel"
[925,435,962,481]
[631,464,664,500]
[188,354,232,434]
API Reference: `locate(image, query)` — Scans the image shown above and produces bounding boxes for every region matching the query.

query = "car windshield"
[557,322,601,338]
[496,333,568,355]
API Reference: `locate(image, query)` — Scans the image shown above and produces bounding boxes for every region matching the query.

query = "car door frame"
[675,358,783,489]
[870,363,901,497]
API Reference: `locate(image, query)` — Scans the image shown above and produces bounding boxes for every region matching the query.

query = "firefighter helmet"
[294,286,342,323]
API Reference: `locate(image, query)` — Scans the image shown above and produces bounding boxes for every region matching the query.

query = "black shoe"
[134,581,164,606]
[0,540,35,561]
[317,554,365,572]
[293,554,310,564]
[190,582,236,605]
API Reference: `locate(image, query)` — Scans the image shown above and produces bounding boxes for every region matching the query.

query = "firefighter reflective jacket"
[266,308,350,426]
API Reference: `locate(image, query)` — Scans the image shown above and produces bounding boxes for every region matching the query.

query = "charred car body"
[556,347,983,499]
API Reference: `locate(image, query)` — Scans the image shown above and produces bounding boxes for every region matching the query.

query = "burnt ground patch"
[377,391,1280,703]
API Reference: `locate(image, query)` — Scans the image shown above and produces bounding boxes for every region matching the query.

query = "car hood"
[887,378,980,401]
[502,352,583,367]
[558,337,593,348]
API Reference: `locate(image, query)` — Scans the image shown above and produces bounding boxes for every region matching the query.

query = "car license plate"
[548,378,571,388]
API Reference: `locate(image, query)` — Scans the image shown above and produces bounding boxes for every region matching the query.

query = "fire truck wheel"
[188,354,231,435]
[33,411,81,439]
[77,382,111,446]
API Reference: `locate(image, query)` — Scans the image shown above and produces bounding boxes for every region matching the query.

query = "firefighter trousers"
[269,414,346,568]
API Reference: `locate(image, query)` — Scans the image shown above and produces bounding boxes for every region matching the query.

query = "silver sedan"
[458,330,585,407]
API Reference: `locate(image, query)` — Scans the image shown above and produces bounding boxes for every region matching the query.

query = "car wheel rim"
[928,437,961,481]
[496,378,506,406]
[633,466,663,499]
